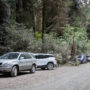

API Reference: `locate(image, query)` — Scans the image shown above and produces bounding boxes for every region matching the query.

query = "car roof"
[33,53,54,56]
[78,54,85,56]
[86,55,90,57]
[7,52,32,54]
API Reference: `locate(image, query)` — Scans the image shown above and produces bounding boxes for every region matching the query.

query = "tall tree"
[42,0,46,43]
[0,0,11,55]
[56,0,68,36]
[16,0,23,22]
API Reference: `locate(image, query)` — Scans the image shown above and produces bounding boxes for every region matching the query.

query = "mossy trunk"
[0,0,11,55]
[0,0,11,24]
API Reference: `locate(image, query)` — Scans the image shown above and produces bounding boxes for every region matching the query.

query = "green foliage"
[57,59,66,65]
[68,60,80,66]
[2,22,31,52]
[2,0,8,3]
[33,0,42,8]
[63,24,88,54]
[36,32,42,40]
[0,0,90,64]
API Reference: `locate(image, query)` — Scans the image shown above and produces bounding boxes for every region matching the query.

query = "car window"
[47,55,54,57]
[35,55,54,59]
[35,55,44,59]
[25,54,32,59]
[86,56,90,58]
[0,53,19,59]
[86,56,88,58]
[20,53,32,59]
[78,55,82,58]
[30,54,35,58]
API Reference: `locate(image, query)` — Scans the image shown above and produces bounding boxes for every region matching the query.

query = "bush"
[63,24,88,54]
[68,60,80,66]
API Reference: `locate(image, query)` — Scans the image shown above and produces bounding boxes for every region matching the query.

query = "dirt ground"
[0,63,90,90]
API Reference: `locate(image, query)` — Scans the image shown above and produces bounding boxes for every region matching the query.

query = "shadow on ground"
[0,69,50,78]
[0,71,31,78]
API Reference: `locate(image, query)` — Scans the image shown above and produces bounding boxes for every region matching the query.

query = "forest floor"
[0,63,90,90]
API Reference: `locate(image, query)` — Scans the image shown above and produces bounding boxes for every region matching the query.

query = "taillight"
[55,57,56,60]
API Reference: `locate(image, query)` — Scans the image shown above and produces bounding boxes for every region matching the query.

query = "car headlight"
[2,63,11,67]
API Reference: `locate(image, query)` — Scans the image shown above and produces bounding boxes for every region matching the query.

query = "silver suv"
[0,52,37,77]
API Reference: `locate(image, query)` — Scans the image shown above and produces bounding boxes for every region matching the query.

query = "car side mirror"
[20,57,24,60]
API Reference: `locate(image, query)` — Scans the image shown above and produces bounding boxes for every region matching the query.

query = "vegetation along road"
[0,63,90,90]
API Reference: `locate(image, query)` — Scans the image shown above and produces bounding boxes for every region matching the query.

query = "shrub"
[63,24,88,54]
[68,60,80,66]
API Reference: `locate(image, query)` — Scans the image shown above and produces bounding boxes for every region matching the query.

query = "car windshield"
[0,53,19,60]
[78,55,82,58]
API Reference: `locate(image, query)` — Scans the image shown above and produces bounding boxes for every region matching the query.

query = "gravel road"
[0,63,90,90]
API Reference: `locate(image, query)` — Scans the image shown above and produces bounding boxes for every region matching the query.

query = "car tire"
[85,60,87,63]
[30,65,36,73]
[47,63,54,70]
[11,66,18,77]
[82,60,87,64]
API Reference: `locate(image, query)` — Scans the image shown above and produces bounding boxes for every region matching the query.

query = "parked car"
[86,55,90,61]
[77,55,87,64]
[0,52,37,77]
[34,53,57,70]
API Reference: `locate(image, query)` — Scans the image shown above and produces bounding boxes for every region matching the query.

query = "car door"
[24,53,33,70]
[36,55,48,66]
[19,53,27,70]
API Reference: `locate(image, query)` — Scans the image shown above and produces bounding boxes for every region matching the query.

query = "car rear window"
[35,55,54,59]
[78,55,82,58]
[86,56,90,58]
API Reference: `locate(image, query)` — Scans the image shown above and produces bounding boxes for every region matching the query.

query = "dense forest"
[0,0,90,62]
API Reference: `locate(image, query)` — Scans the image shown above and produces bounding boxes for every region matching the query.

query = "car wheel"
[82,60,87,64]
[11,66,18,77]
[30,65,36,73]
[47,63,54,70]
[85,60,87,63]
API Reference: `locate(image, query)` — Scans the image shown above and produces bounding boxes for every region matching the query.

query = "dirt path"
[0,63,90,90]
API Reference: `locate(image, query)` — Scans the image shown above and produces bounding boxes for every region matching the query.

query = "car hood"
[0,59,17,64]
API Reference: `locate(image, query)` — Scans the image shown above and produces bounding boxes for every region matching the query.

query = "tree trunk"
[0,0,11,55]
[32,10,36,37]
[0,0,11,24]
[31,1,36,37]
[42,0,46,43]
[16,0,23,22]
[71,32,77,61]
